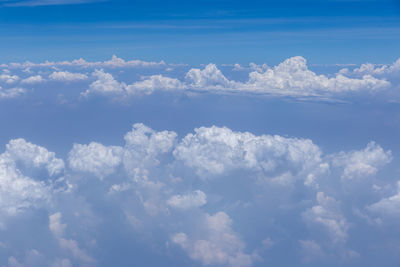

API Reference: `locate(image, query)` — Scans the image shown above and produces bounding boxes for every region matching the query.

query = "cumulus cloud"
[68,142,123,179]
[0,86,25,99]
[367,181,400,218]
[173,125,322,184]
[49,71,88,81]
[0,73,19,84]
[0,152,50,219]
[172,212,253,266]
[167,190,207,209]
[0,138,65,223]
[21,75,45,84]
[83,70,184,97]
[49,212,94,264]
[303,192,349,244]
[6,138,65,176]
[331,142,392,179]
[241,57,389,96]
[3,55,166,69]
[80,56,391,100]
[122,123,177,172]
[0,123,395,266]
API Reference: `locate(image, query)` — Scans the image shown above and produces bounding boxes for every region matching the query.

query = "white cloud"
[331,142,392,179]
[49,212,94,263]
[367,181,400,218]
[303,192,349,244]
[4,55,166,69]
[49,71,88,81]
[185,64,235,89]
[68,142,123,179]
[173,126,322,184]
[167,190,207,209]
[122,123,177,173]
[241,57,389,96]
[21,75,45,84]
[348,58,400,77]
[6,138,65,176]
[79,56,391,100]
[82,69,125,97]
[0,153,50,219]
[0,73,19,84]
[126,75,184,95]
[0,138,67,225]
[172,212,253,266]
[83,70,184,97]
[0,86,25,99]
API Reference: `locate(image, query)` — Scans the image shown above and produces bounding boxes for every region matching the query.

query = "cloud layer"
[0,122,398,266]
[1,55,399,101]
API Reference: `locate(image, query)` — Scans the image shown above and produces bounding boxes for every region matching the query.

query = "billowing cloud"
[2,55,166,69]
[167,190,207,209]
[303,192,349,244]
[173,125,322,185]
[81,56,391,100]
[68,142,123,179]
[0,73,19,84]
[0,86,25,99]
[21,75,45,84]
[172,212,253,266]
[0,123,396,266]
[331,142,392,179]
[49,71,88,82]
[0,139,65,225]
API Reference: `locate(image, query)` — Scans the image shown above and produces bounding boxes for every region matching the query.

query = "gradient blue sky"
[0,0,400,64]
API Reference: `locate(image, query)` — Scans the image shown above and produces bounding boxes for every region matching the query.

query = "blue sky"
[1,1,400,267]
[0,0,400,64]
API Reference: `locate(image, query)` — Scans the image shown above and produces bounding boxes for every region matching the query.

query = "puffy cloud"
[348,58,400,77]
[303,192,349,244]
[185,64,235,89]
[0,138,66,223]
[173,126,322,184]
[68,142,123,179]
[126,75,184,95]
[82,69,125,97]
[49,212,94,264]
[0,73,19,84]
[167,190,207,209]
[80,57,391,100]
[21,75,45,84]
[242,57,389,96]
[0,86,25,99]
[83,70,184,97]
[331,142,391,179]
[6,138,65,176]
[4,55,166,69]
[49,71,88,81]
[49,212,67,238]
[172,212,253,266]
[122,123,177,172]
[0,153,50,218]
[367,181,400,218]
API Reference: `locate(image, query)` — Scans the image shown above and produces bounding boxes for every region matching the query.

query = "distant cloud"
[1,0,105,7]
[82,56,390,100]
[49,71,88,82]
[21,75,45,84]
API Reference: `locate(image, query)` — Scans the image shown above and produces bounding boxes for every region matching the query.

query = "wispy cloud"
[0,0,105,7]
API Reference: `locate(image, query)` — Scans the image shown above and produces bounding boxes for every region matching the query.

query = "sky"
[0,0,400,64]
[1,1,400,267]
